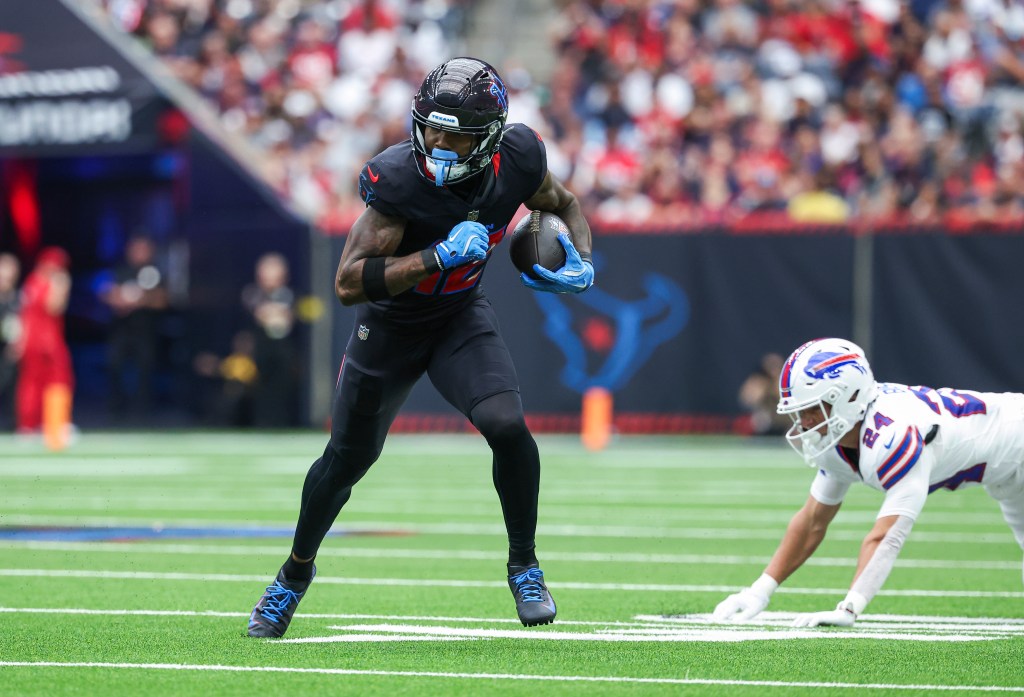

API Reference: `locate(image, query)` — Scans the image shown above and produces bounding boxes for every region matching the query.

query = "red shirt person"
[15,247,73,434]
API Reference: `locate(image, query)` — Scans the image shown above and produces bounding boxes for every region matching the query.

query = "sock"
[507,547,538,574]
[281,553,315,584]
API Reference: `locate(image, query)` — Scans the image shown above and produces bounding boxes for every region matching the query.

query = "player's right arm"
[765,495,842,583]
[336,202,490,306]
[790,440,930,627]
[335,206,432,306]
[712,495,841,622]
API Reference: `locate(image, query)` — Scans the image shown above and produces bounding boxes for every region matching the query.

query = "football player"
[714,337,1024,627]
[247,57,594,638]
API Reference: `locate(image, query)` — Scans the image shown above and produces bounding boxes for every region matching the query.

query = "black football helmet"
[411,57,509,185]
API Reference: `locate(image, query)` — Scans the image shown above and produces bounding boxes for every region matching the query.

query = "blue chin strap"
[429,148,459,186]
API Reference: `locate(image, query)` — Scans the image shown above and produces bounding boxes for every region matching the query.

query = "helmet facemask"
[412,118,504,186]
[781,387,858,463]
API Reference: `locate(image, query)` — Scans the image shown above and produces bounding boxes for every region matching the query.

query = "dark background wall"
[322,226,1024,430]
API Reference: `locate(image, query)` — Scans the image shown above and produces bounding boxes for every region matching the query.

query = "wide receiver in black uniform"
[247,57,594,637]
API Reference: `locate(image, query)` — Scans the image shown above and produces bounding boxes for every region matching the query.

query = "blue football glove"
[436,221,489,269]
[520,232,594,294]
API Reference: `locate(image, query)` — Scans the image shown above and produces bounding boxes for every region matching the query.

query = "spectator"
[193,330,259,426]
[15,248,73,439]
[788,169,851,223]
[241,252,298,427]
[737,352,790,437]
[100,235,169,418]
[0,253,21,429]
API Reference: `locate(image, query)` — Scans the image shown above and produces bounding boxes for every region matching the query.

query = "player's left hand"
[437,221,490,269]
[520,233,594,294]
[791,601,857,628]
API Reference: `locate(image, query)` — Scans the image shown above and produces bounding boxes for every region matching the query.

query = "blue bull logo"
[532,257,688,393]
[804,351,865,380]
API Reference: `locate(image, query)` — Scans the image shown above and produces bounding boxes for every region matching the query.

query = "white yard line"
[1,540,1017,570]
[0,607,681,627]
[282,624,996,643]
[0,460,195,476]
[0,498,1007,527]
[1,568,1022,597]
[0,661,1022,691]
[5,606,1024,628]
[285,621,1017,643]
[4,606,1024,642]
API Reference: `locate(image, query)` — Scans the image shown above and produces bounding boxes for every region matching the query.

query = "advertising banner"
[0,0,165,156]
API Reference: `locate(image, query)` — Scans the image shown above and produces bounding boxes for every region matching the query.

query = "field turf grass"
[2,432,1023,696]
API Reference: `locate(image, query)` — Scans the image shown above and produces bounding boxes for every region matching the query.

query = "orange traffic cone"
[43,383,72,451]
[581,386,612,451]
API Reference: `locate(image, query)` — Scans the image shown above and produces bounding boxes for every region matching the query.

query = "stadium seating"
[99,0,1024,228]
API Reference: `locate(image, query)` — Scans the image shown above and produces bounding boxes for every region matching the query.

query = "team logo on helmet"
[489,76,508,111]
[803,351,865,380]
[427,111,460,128]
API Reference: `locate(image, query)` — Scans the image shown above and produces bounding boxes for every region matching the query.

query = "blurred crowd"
[546,0,1024,226]
[98,0,471,226]
[97,0,1024,227]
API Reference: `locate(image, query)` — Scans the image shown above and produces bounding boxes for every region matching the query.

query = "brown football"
[509,210,569,280]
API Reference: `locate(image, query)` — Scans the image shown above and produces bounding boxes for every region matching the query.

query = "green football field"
[2,432,1023,696]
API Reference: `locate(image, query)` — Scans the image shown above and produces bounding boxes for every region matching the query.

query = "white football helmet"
[776,338,878,463]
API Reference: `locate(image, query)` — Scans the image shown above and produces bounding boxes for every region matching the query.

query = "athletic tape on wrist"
[752,573,779,597]
[842,590,868,616]
[421,247,443,273]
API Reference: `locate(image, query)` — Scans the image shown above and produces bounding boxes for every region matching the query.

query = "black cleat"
[508,565,556,627]
[247,566,315,638]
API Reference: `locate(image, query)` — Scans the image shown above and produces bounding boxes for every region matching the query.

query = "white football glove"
[712,574,778,622]
[713,588,770,622]
[791,600,857,628]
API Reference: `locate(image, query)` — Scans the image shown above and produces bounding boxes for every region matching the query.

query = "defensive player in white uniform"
[713,337,1024,627]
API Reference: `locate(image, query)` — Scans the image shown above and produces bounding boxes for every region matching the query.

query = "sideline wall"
[320,225,1024,432]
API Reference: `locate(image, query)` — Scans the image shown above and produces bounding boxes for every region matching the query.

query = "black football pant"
[290,298,541,564]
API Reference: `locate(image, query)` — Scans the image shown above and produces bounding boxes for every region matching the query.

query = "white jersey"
[808,383,1024,520]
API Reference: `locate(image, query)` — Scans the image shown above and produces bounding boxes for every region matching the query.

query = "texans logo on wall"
[530,251,689,395]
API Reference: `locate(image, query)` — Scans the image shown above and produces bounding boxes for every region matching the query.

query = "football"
[509,210,569,280]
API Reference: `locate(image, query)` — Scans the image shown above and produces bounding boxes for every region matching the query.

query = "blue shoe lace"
[510,567,546,602]
[256,581,302,624]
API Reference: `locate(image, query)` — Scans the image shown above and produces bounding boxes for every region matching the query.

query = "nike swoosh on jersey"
[367,166,380,183]
[877,426,923,490]
[884,434,896,448]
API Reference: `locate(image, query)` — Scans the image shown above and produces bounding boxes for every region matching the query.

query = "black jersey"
[357,123,547,324]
